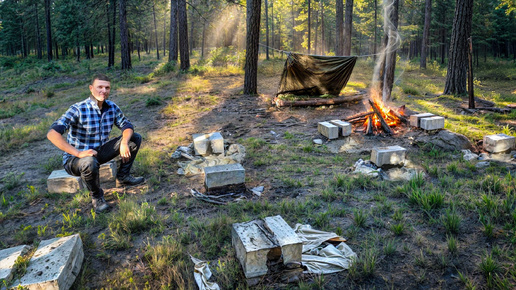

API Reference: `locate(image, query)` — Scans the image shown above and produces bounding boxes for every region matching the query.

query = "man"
[47,73,144,213]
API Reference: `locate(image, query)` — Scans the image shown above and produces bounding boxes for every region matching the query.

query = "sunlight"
[118,86,157,95]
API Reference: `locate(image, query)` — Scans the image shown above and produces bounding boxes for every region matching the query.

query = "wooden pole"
[468,37,475,109]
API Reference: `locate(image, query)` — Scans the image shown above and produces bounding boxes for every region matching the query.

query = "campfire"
[345,91,407,135]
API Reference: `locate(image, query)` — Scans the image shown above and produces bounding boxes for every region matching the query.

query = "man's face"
[89,79,111,103]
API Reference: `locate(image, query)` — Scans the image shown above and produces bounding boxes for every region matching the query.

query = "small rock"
[177,168,185,175]
[461,149,479,161]
[476,161,490,168]
[313,139,323,145]
[270,131,276,135]
[478,153,490,161]
[251,186,264,196]
[490,153,512,162]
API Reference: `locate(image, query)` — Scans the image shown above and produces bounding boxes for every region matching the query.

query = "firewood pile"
[345,99,408,135]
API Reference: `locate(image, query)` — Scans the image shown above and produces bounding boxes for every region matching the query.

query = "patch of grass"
[442,208,461,235]
[144,235,190,288]
[1,172,25,190]
[348,247,378,279]
[479,252,500,279]
[383,238,397,255]
[353,209,367,228]
[145,96,162,107]
[447,235,458,254]
[390,222,405,236]
[192,214,233,259]
[41,155,63,174]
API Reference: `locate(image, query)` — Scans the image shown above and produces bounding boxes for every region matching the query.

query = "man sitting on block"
[47,73,145,212]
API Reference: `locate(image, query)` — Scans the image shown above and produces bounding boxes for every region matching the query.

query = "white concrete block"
[409,113,435,127]
[263,216,302,265]
[0,245,30,283]
[329,120,352,137]
[47,170,85,194]
[371,145,407,167]
[420,116,445,130]
[193,133,211,155]
[318,122,338,139]
[232,220,278,278]
[484,134,516,153]
[99,161,117,183]
[12,234,84,290]
[204,163,245,190]
[210,132,224,154]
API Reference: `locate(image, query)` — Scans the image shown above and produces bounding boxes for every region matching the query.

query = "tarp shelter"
[277,53,357,96]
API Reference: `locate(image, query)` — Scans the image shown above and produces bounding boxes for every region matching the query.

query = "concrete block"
[204,163,245,190]
[371,145,407,167]
[263,216,302,265]
[193,133,211,155]
[99,161,117,183]
[12,234,84,290]
[47,170,85,194]
[409,113,435,127]
[484,134,516,153]
[420,116,445,130]
[329,120,352,137]
[318,122,338,139]
[232,220,278,278]
[210,132,224,154]
[0,245,30,283]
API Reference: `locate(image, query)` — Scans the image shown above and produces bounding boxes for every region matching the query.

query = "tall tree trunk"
[314,1,319,54]
[34,3,43,59]
[44,0,52,61]
[265,0,269,59]
[343,0,353,56]
[201,22,206,58]
[443,0,473,95]
[374,0,377,60]
[244,0,261,95]
[335,0,343,55]
[55,41,59,59]
[189,0,195,55]
[307,0,311,54]
[169,0,178,62]
[178,0,189,70]
[163,8,167,56]
[119,0,132,69]
[321,0,324,54]
[271,1,274,57]
[108,0,116,67]
[380,0,399,102]
[440,15,446,64]
[291,1,295,50]
[152,1,160,60]
[420,0,432,68]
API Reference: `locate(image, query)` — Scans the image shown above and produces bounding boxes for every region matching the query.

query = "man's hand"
[120,143,131,163]
[77,149,97,158]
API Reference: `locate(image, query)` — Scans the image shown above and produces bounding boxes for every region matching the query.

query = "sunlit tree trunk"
[343,0,353,56]
[34,3,43,59]
[443,0,473,95]
[152,1,160,60]
[119,0,132,69]
[314,1,319,54]
[265,0,269,60]
[178,0,189,70]
[374,0,377,60]
[244,0,261,95]
[44,0,52,61]
[420,0,432,68]
[307,0,311,54]
[169,0,178,62]
[335,0,343,55]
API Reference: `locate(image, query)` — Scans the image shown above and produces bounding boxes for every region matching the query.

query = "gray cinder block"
[99,161,117,183]
[420,116,445,130]
[12,234,84,290]
[484,134,516,153]
[204,163,245,190]
[0,245,30,283]
[232,220,278,278]
[371,145,407,167]
[210,132,224,154]
[318,122,339,139]
[192,133,211,155]
[47,170,85,194]
[409,113,435,127]
[329,120,352,137]
[263,216,302,265]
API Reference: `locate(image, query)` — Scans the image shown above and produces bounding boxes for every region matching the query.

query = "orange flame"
[364,90,401,129]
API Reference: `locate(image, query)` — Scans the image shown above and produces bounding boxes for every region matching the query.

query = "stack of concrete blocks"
[3,234,83,290]
[193,132,224,156]
[484,134,515,153]
[409,113,445,131]
[318,120,352,139]
[47,161,117,194]
[232,215,302,279]
[371,145,407,167]
[204,163,245,191]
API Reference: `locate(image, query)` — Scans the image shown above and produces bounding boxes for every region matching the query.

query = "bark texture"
[44,0,52,61]
[443,0,473,95]
[178,0,190,70]
[244,0,262,95]
[169,0,178,62]
[335,0,344,55]
[420,0,432,68]
[119,0,132,69]
[343,0,353,56]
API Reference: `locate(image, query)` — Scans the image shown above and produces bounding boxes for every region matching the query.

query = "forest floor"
[1,53,516,289]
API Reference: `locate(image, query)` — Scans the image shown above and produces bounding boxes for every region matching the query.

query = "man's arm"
[47,129,97,158]
[119,128,134,163]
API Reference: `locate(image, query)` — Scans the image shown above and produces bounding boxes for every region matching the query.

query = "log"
[344,111,374,121]
[368,99,393,134]
[273,94,364,107]
[476,107,510,113]
[474,97,495,107]
[366,116,373,135]
[389,109,408,124]
[348,116,369,124]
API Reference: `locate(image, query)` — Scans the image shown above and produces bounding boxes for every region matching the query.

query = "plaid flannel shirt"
[51,97,134,165]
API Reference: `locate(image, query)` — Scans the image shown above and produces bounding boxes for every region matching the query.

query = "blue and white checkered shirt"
[51,97,134,165]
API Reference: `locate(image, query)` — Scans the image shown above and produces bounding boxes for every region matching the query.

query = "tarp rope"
[258,43,384,58]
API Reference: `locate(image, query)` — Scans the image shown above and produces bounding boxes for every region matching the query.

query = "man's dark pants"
[64,133,142,198]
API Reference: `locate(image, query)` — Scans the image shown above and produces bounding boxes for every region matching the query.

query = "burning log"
[389,109,408,124]
[365,116,373,135]
[368,99,393,135]
[344,111,374,122]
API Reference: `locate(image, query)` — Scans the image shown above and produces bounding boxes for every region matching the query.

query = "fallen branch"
[366,116,373,135]
[368,99,393,135]
[344,111,374,121]
[273,94,364,107]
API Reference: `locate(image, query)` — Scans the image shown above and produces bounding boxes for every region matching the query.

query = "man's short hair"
[92,73,111,84]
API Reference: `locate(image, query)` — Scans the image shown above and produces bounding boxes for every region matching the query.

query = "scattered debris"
[190,256,220,290]
[352,159,380,177]
[313,139,323,145]
[177,144,245,176]
[461,149,479,161]
[251,186,264,196]
[476,161,490,168]
[190,189,248,205]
